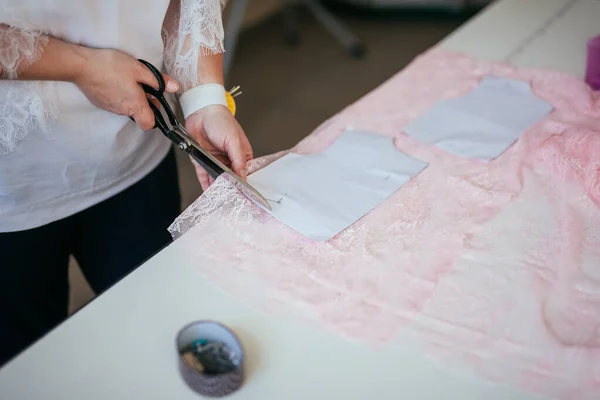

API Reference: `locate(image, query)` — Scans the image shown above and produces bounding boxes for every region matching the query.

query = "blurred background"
[70,0,491,312]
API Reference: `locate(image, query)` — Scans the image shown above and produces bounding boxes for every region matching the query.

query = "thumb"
[162,73,180,93]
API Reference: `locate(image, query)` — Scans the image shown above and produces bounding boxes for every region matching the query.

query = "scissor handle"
[147,101,170,133]
[137,59,165,97]
[136,59,179,127]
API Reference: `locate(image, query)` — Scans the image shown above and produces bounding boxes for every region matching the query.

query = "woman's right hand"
[73,48,179,130]
[3,34,177,130]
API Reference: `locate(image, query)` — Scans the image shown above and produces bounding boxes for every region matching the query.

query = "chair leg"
[223,0,249,81]
[301,0,366,58]
[281,0,301,46]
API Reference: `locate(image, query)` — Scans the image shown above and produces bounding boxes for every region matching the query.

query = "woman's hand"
[4,34,179,130]
[74,48,180,130]
[185,105,253,191]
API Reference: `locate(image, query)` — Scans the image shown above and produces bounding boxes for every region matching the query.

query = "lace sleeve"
[162,0,227,91]
[0,23,48,78]
[0,23,55,155]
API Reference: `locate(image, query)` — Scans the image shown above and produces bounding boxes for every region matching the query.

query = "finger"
[225,136,252,180]
[147,94,160,110]
[196,166,211,191]
[162,73,180,93]
[213,152,231,168]
[130,94,156,131]
[135,62,180,92]
[242,135,254,163]
[136,62,160,89]
[196,157,222,189]
[237,127,254,164]
[190,157,211,191]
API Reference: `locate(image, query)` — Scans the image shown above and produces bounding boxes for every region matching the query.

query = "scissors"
[134,59,271,211]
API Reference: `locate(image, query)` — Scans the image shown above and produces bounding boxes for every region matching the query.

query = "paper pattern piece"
[247,130,428,241]
[403,75,553,160]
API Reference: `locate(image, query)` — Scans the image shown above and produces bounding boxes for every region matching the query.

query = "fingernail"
[167,79,179,92]
[241,169,247,179]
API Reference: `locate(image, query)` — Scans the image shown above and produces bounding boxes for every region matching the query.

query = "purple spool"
[176,321,245,397]
[585,35,600,91]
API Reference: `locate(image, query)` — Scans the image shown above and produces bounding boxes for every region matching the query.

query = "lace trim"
[163,0,227,91]
[0,23,48,79]
[0,81,57,155]
[0,19,54,154]
[169,151,287,239]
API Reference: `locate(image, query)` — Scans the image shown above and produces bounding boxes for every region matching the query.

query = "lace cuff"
[0,23,48,79]
[163,0,227,91]
[0,23,54,155]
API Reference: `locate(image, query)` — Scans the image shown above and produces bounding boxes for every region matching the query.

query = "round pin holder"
[176,321,245,397]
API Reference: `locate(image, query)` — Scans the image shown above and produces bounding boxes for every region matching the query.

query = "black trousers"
[0,149,181,367]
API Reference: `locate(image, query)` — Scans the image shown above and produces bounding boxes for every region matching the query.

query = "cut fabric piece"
[247,130,428,241]
[403,75,553,160]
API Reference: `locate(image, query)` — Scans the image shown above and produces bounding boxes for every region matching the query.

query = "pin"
[224,87,241,117]
[266,197,283,204]
[182,351,205,372]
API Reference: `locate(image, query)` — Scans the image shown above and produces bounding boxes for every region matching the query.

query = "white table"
[0,1,595,399]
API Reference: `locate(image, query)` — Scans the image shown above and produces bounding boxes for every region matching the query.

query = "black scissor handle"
[128,60,165,128]
[136,59,179,127]
[147,101,170,133]
[137,59,165,97]
[128,104,168,132]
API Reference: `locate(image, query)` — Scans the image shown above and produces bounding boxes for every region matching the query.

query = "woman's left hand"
[185,105,253,191]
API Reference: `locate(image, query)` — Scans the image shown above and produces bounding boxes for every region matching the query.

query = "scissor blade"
[173,126,272,211]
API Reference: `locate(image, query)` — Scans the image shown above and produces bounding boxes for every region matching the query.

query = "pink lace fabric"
[169,48,600,399]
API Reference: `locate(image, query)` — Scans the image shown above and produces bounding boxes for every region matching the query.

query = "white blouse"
[0,0,225,232]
